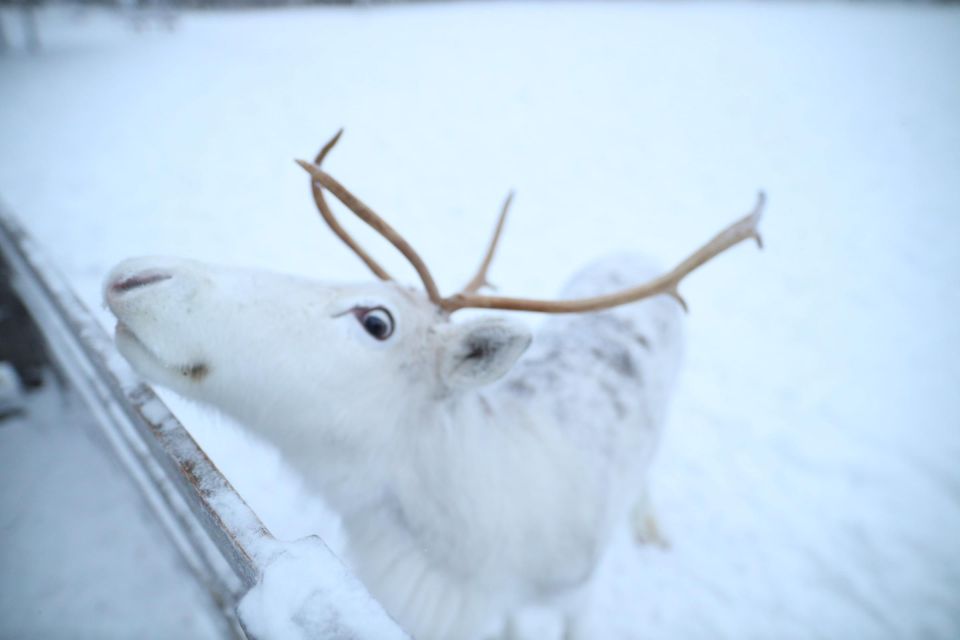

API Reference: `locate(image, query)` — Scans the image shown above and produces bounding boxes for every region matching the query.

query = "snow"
[1,2,959,638]
[0,383,227,639]
[238,537,408,640]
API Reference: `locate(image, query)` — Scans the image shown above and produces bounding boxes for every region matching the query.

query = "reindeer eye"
[357,307,394,340]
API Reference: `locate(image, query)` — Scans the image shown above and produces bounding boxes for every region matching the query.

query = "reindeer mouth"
[115,322,209,382]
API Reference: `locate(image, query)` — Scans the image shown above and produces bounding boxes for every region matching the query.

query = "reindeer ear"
[438,317,532,390]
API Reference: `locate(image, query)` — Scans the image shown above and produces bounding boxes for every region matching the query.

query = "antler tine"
[296,138,443,306]
[440,191,766,314]
[298,129,392,281]
[459,190,514,295]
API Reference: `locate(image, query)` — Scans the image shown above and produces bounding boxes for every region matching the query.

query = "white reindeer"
[104,131,763,640]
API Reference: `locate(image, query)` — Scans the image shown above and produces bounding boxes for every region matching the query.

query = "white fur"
[104,253,683,640]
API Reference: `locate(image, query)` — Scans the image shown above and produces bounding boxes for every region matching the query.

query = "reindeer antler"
[296,132,443,305]
[297,131,764,315]
[441,193,764,313]
[459,191,513,295]
[301,129,393,282]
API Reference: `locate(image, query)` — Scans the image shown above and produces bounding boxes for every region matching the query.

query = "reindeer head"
[105,130,762,457]
[105,256,534,438]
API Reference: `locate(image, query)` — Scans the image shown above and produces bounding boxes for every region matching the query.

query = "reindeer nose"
[104,257,203,313]
[110,271,172,295]
[105,257,185,304]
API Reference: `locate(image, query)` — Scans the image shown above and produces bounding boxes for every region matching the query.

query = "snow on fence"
[0,203,408,639]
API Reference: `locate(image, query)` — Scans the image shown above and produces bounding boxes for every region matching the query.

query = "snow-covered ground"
[0,384,226,639]
[1,2,958,638]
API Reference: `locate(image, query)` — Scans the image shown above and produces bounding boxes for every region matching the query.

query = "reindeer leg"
[559,581,595,640]
[497,613,522,640]
[562,613,589,640]
[631,487,670,549]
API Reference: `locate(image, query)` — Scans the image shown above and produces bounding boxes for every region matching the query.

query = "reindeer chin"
[115,322,208,385]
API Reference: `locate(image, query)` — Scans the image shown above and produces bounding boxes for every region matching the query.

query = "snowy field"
[0,385,227,639]
[2,2,959,638]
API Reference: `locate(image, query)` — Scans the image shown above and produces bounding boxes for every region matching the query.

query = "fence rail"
[0,204,407,639]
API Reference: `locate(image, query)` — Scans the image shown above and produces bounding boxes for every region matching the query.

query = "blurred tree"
[0,0,40,53]
[0,12,8,52]
[21,0,40,52]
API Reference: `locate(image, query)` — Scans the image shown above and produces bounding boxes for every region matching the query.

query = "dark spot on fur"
[591,346,639,380]
[598,380,627,420]
[540,369,560,387]
[634,334,651,350]
[612,351,637,378]
[181,363,209,381]
[507,379,534,396]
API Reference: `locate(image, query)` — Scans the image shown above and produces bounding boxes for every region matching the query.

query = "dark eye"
[357,307,394,340]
